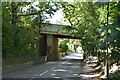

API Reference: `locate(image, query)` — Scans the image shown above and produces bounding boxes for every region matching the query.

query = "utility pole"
[105,1,109,78]
[96,1,110,78]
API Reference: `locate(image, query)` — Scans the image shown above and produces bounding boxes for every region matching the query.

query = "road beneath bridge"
[3,52,84,80]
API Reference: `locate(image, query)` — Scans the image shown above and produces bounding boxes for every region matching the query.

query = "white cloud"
[49,9,69,25]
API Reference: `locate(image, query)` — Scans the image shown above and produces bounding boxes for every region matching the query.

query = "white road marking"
[31,61,67,78]
[29,77,35,80]
[39,71,48,76]
[57,64,62,67]
[51,67,56,70]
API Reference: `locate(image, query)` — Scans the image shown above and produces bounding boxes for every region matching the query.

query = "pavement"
[78,56,101,80]
[2,52,101,80]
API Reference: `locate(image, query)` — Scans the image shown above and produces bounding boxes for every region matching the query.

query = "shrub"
[108,70,120,80]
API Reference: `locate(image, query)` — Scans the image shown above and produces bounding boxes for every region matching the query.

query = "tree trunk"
[11,2,19,51]
[11,2,18,26]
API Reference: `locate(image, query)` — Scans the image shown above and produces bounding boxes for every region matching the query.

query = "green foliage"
[2,2,59,67]
[61,2,120,62]
[108,70,120,80]
[97,2,120,61]
[61,2,100,55]
[59,39,69,52]
[2,25,37,58]
[99,22,120,60]
[2,2,36,58]
[2,1,120,71]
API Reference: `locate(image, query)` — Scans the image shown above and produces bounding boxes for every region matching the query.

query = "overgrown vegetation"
[59,39,69,52]
[108,70,120,80]
[2,2,59,68]
[61,2,120,76]
[2,2,120,77]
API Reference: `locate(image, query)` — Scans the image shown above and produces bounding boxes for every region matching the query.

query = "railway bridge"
[34,23,80,64]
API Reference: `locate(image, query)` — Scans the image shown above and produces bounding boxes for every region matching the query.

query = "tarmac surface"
[2,52,100,80]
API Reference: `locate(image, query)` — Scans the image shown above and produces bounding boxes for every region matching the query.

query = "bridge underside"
[41,33,80,39]
[34,33,80,64]
[53,34,80,39]
[33,24,82,64]
[35,33,80,64]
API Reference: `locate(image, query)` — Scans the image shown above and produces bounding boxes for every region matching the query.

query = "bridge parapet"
[35,23,80,39]
[34,24,80,64]
[40,23,72,35]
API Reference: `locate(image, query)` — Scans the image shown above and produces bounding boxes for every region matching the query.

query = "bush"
[59,39,69,52]
[108,70,120,80]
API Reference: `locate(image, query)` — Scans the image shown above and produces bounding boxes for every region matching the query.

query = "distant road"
[2,52,83,80]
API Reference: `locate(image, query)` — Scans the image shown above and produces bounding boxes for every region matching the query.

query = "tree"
[61,2,120,77]
[2,2,59,66]
[61,2,100,57]
[59,39,69,52]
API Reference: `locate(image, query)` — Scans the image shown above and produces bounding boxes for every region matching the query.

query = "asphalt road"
[2,53,84,80]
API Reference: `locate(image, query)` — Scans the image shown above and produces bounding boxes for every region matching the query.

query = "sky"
[48,9,68,25]
[33,1,69,25]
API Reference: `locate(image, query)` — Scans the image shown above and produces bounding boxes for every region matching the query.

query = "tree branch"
[18,12,40,16]
[17,9,44,16]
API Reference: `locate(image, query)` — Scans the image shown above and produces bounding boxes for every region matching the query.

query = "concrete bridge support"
[39,35,47,56]
[34,34,59,64]
[46,35,59,61]
[52,37,59,60]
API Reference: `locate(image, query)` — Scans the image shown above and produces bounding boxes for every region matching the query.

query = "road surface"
[2,52,84,80]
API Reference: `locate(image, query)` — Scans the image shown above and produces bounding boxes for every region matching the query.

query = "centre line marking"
[51,67,56,70]
[39,71,48,76]
[57,64,62,67]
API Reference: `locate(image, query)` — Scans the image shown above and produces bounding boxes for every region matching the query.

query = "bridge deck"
[38,23,80,39]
